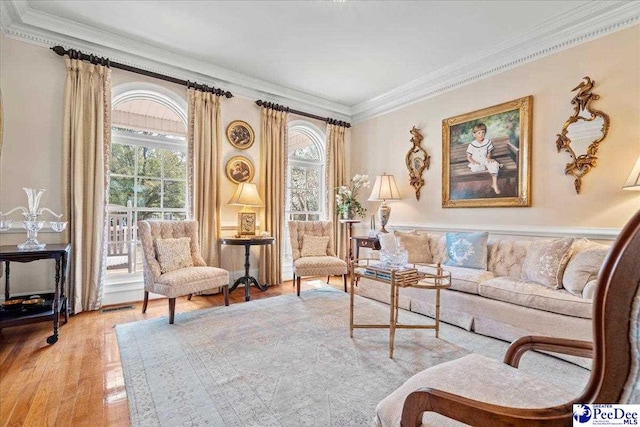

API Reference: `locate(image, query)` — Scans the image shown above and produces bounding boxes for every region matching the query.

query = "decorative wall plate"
[226,155,255,184]
[226,120,255,149]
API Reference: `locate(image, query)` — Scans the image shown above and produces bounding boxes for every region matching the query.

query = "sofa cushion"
[487,239,531,279]
[563,240,609,297]
[300,235,330,257]
[155,237,194,273]
[521,237,574,289]
[582,279,598,300]
[443,232,488,270]
[416,264,494,295]
[479,276,592,319]
[375,353,574,427]
[395,232,432,264]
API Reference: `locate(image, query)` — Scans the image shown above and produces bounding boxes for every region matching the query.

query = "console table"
[0,244,71,344]
[219,236,275,302]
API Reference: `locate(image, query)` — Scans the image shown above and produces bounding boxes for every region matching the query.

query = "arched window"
[106,83,187,282]
[283,121,326,273]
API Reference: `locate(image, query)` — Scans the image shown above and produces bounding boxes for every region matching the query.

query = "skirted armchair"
[138,220,229,324]
[288,220,348,296]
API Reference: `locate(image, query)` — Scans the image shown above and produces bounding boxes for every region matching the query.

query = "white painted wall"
[350,26,640,236]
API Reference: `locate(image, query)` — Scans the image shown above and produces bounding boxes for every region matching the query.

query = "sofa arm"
[503,335,593,368]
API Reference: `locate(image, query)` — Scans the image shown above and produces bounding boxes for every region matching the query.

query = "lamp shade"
[623,155,640,191]
[228,182,263,206]
[368,174,402,201]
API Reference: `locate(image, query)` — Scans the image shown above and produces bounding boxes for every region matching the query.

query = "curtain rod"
[255,100,351,128]
[51,46,233,98]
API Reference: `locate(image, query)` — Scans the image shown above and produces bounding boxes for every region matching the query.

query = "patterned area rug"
[116,288,589,427]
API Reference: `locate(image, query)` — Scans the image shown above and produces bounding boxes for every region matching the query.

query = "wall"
[0,35,331,302]
[351,26,640,236]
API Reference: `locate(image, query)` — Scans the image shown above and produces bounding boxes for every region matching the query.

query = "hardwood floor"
[0,278,347,427]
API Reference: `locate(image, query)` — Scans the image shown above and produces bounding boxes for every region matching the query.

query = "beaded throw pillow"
[155,237,194,273]
[300,235,330,257]
[521,237,574,289]
[443,232,489,270]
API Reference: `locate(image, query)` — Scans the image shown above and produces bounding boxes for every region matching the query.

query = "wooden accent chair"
[138,220,229,324]
[288,220,348,296]
[375,208,640,426]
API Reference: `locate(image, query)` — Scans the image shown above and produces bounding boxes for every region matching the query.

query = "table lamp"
[228,182,263,236]
[368,173,401,233]
[623,155,640,191]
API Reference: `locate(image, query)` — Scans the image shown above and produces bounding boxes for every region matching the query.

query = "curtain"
[187,89,222,266]
[326,124,347,258]
[259,107,288,285]
[62,57,111,313]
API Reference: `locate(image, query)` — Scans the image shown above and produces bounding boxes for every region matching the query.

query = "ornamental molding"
[1,1,639,125]
[350,1,640,123]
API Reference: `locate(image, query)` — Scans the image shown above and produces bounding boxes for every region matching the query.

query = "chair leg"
[168,298,176,324]
[297,276,301,296]
[327,275,330,284]
[187,293,193,301]
[293,273,296,286]
[343,274,347,293]
[223,285,229,306]
[142,291,149,313]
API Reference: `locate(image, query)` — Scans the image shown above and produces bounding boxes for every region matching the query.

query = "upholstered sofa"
[357,231,610,365]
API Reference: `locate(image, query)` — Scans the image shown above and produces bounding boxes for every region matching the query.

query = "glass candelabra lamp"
[0,188,68,250]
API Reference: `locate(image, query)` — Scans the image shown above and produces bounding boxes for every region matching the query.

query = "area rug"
[116,287,589,427]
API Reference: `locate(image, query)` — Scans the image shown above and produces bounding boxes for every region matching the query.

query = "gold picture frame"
[226,120,255,149]
[442,96,532,208]
[226,156,255,184]
[238,212,257,235]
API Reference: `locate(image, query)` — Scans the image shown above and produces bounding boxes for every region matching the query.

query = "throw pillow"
[562,241,609,296]
[521,237,574,289]
[155,237,194,273]
[443,232,489,270]
[301,235,330,257]
[394,232,432,264]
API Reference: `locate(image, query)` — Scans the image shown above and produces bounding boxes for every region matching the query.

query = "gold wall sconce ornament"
[555,76,610,194]
[406,126,430,200]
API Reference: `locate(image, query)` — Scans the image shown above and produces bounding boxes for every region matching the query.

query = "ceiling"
[2,1,639,122]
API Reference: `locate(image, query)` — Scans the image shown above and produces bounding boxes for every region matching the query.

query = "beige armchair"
[377,208,640,427]
[288,220,348,296]
[138,220,229,324]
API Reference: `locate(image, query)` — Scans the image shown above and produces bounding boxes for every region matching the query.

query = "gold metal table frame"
[350,261,451,358]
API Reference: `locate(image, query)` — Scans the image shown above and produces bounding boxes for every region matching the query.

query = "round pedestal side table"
[219,236,275,301]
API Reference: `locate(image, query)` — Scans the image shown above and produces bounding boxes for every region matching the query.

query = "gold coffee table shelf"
[350,263,451,358]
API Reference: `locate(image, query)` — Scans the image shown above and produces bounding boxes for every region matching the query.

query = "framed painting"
[226,120,255,149]
[226,156,255,184]
[442,95,532,208]
[238,211,257,235]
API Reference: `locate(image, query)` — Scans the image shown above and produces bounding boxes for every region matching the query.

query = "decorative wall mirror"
[555,76,610,194]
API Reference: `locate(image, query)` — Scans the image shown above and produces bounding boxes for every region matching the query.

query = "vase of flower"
[336,174,370,220]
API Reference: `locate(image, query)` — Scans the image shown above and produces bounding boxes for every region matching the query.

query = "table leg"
[389,272,396,359]
[350,270,355,338]
[4,261,10,300]
[47,256,61,345]
[435,288,441,338]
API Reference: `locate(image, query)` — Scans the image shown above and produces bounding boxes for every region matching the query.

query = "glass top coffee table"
[351,262,451,358]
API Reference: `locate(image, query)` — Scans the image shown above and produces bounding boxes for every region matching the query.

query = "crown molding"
[2,1,639,126]
[351,1,640,123]
[0,0,352,122]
